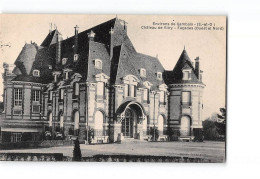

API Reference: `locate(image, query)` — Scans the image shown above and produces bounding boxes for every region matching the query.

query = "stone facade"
[0,18,204,144]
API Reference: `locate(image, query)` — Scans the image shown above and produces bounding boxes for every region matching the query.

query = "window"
[143,88,150,102]
[95,59,102,69]
[140,68,146,77]
[183,70,191,80]
[14,88,23,106]
[62,58,67,65]
[74,54,79,62]
[33,70,40,77]
[159,91,166,104]
[11,133,22,142]
[32,90,40,102]
[157,72,162,80]
[48,65,52,70]
[182,91,191,105]
[49,91,53,101]
[74,83,79,96]
[59,88,64,100]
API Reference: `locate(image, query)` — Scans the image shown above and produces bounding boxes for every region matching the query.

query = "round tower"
[167,49,205,139]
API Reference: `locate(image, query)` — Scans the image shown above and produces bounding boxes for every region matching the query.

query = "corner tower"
[165,49,205,138]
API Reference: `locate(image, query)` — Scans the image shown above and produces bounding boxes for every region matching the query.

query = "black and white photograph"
[0,14,226,163]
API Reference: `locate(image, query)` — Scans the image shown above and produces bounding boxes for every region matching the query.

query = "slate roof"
[11,17,202,89]
[13,43,38,75]
[164,49,203,85]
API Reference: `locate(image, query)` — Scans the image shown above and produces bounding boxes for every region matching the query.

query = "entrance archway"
[180,116,191,136]
[122,108,135,138]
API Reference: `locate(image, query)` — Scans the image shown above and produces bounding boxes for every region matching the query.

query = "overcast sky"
[0,14,226,119]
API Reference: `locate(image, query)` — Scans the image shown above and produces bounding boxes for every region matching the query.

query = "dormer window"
[74,54,79,62]
[157,72,162,80]
[182,69,192,80]
[140,68,146,78]
[62,58,67,65]
[95,59,102,69]
[33,70,40,77]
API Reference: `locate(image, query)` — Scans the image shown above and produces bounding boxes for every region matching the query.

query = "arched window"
[94,111,104,136]
[74,82,79,97]
[180,116,191,136]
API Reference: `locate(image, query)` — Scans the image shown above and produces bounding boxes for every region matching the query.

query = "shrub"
[73,138,82,161]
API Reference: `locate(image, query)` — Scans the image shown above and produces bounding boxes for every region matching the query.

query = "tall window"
[14,88,23,106]
[59,89,64,100]
[182,91,191,105]
[62,58,67,65]
[32,90,40,102]
[49,91,53,101]
[74,83,79,96]
[159,91,166,104]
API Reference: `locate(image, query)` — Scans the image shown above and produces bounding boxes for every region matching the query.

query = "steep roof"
[86,41,111,82]
[13,43,38,75]
[164,49,203,85]
[40,29,62,47]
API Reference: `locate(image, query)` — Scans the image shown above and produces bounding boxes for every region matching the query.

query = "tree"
[73,138,82,161]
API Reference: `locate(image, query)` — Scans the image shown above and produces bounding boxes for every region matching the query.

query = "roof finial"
[116,14,118,19]
[156,54,158,58]
[184,45,185,50]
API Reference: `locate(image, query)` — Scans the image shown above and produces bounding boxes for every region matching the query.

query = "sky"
[0,14,226,120]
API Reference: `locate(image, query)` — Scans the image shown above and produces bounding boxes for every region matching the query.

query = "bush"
[73,138,82,161]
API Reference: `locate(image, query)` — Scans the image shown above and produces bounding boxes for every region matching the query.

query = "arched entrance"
[94,111,104,136]
[122,108,135,138]
[116,101,146,139]
[180,116,191,136]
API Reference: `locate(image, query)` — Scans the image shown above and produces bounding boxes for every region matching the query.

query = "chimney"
[195,57,200,80]
[74,25,79,54]
[56,33,61,64]
[88,30,95,42]
[109,27,114,59]
[49,23,52,35]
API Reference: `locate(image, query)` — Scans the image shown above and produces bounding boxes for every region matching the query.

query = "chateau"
[0,18,205,143]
